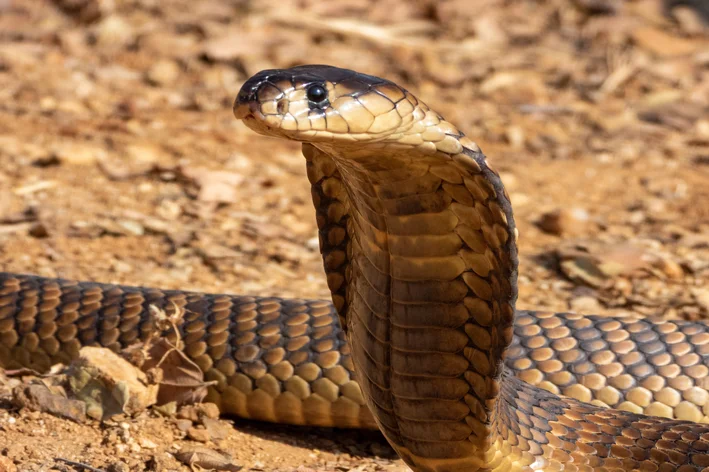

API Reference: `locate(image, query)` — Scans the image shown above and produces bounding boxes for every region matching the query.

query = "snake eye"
[306,85,328,104]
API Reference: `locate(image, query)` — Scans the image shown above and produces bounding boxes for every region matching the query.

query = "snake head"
[233,65,434,150]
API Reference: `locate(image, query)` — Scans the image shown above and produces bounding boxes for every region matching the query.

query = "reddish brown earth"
[1,0,708,470]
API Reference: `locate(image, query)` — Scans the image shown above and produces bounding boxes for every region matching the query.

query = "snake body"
[3,65,709,470]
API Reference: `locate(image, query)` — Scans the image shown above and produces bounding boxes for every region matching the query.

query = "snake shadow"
[223,416,397,460]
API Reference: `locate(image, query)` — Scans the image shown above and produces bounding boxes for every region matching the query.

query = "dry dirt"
[1,0,709,470]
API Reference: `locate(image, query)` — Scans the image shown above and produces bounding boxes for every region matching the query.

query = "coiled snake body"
[3,65,709,470]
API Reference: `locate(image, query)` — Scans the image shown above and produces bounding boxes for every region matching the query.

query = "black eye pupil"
[307,85,327,103]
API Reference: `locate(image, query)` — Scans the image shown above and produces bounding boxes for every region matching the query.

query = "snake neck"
[304,127,519,471]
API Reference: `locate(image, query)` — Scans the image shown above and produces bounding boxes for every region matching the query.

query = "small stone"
[139,438,158,449]
[54,0,114,23]
[122,143,173,168]
[505,126,525,149]
[201,418,228,440]
[537,208,592,236]
[66,347,159,420]
[197,403,220,420]
[294,467,316,472]
[177,405,199,422]
[573,0,620,14]
[0,455,16,472]
[153,401,177,417]
[107,462,130,472]
[499,172,519,192]
[697,120,709,139]
[510,192,530,207]
[187,426,211,443]
[52,142,107,165]
[174,419,193,432]
[115,219,144,236]
[28,222,49,238]
[12,384,87,423]
[146,59,180,87]
[94,15,134,48]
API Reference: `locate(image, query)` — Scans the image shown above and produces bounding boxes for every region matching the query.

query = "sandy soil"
[1,0,708,470]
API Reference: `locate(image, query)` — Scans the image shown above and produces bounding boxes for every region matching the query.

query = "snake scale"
[3,65,709,470]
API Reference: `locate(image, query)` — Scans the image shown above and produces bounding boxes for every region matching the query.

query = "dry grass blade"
[263,9,498,55]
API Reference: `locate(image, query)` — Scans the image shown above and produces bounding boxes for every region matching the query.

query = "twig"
[599,62,639,96]
[54,458,106,472]
[12,180,57,196]
[518,104,577,115]
[263,10,498,55]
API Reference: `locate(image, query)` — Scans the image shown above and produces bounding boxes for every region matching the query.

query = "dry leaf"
[127,305,216,407]
[142,338,215,406]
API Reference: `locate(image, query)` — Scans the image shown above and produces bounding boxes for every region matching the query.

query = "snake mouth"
[233,101,254,120]
[235,105,282,139]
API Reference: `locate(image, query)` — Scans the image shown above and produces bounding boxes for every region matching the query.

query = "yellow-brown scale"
[508,311,709,423]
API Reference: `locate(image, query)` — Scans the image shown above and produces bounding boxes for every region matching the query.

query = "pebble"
[505,126,526,149]
[537,208,593,236]
[187,426,211,443]
[0,455,16,472]
[52,142,108,165]
[94,15,135,48]
[178,403,221,422]
[177,406,200,422]
[139,438,158,449]
[174,419,193,432]
[107,462,130,472]
[202,418,229,440]
[11,384,87,423]
[146,59,180,87]
[197,403,221,420]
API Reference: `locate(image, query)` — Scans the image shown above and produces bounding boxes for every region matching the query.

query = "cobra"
[3,65,709,471]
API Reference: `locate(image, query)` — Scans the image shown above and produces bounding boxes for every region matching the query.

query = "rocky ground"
[1,0,708,470]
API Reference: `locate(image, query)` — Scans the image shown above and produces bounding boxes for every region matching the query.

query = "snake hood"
[235,65,524,471]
